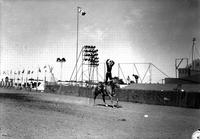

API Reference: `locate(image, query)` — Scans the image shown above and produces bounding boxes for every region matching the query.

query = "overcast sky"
[0,0,200,82]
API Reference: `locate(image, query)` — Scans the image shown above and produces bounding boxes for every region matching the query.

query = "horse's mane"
[97,78,120,89]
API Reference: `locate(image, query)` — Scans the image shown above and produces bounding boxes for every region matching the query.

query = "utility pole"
[76,7,86,83]
[192,37,196,70]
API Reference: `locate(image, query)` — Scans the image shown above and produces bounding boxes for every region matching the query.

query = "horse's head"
[112,77,122,84]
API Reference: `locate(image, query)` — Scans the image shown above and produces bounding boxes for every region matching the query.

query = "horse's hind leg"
[93,93,97,106]
[93,90,99,106]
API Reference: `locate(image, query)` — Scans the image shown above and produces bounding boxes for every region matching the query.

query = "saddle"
[96,80,116,96]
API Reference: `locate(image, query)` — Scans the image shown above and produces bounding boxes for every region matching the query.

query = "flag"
[31,71,34,74]
[27,70,31,74]
[38,68,41,72]
[22,69,25,74]
[44,65,47,72]
[78,7,86,16]
[14,71,17,75]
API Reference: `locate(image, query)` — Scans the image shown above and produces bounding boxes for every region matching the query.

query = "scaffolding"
[70,46,103,84]
[118,63,169,84]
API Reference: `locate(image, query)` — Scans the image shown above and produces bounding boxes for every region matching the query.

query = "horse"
[93,78,120,108]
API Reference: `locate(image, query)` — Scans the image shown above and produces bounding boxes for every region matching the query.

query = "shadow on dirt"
[0,93,36,102]
[96,103,123,108]
[0,93,123,120]
[0,93,77,116]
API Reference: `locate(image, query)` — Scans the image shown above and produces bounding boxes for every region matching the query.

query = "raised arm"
[110,60,115,66]
[112,61,115,65]
[106,59,110,64]
[106,59,110,66]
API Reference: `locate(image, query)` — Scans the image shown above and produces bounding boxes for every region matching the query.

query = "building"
[165,59,200,84]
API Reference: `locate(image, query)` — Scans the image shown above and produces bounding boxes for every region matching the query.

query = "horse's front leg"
[111,96,114,108]
[115,91,119,107]
[108,95,114,108]
[116,98,119,108]
[102,94,108,107]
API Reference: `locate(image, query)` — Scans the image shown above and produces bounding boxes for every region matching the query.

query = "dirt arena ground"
[0,88,199,139]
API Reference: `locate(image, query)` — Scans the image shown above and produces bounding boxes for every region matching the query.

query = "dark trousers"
[105,72,112,84]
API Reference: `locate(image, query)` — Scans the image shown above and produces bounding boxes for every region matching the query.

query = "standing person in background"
[105,59,115,84]
[133,74,139,84]
[127,76,131,85]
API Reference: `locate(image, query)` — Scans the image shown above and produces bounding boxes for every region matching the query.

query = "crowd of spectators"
[0,76,41,91]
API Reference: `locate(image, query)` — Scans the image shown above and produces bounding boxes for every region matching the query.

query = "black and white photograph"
[0,0,200,138]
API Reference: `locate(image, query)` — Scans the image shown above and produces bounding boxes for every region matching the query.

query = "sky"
[0,0,200,83]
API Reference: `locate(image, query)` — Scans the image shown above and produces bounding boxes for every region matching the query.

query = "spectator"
[127,76,131,85]
[133,74,139,84]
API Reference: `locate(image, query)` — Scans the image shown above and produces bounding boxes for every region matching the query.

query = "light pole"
[56,58,66,81]
[76,6,86,83]
[192,37,196,70]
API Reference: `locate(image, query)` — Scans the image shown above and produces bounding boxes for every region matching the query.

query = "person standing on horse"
[105,59,115,84]
[93,59,119,107]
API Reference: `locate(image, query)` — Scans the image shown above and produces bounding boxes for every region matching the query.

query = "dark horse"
[93,78,120,107]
